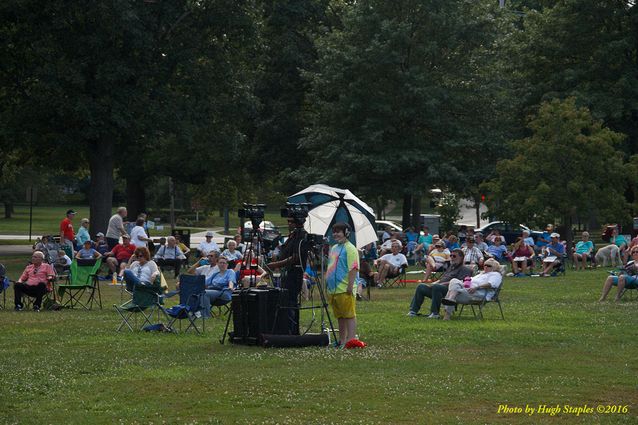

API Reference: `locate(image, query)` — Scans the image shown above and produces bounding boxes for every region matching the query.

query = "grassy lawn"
[0,257,636,424]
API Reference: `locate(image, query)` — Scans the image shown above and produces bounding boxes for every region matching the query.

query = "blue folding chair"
[165,274,208,334]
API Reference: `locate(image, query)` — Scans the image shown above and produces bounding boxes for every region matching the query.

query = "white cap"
[205,231,214,237]
[550,232,560,238]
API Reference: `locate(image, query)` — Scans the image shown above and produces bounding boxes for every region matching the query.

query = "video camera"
[238,203,266,228]
[281,202,310,225]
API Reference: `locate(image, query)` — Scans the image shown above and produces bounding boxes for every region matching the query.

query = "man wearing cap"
[407,248,472,319]
[374,241,408,285]
[106,207,129,251]
[198,231,220,257]
[103,235,136,276]
[540,232,565,276]
[59,209,76,254]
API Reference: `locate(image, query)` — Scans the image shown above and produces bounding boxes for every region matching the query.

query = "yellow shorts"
[328,292,356,319]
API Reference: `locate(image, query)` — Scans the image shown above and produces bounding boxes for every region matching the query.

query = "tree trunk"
[401,194,412,229]
[375,197,384,220]
[411,195,421,229]
[126,177,146,222]
[4,202,12,219]
[88,140,115,239]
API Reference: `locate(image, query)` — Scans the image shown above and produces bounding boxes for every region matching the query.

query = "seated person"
[362,242,378,263]
[423,241,451,282]
[473,232,489,254]
[174,234,191,263]
[54,249,72,275]
[407,248,472,319]
[461,237,484,269]
[14,251,56,311]
[186,251,219,281]
[123,247,159,287]
[486,229,506,245]
[509,237,534,276]
[238,252,266,288]
[535,224,553,254]
[233,234,246,254]
[573,231,594,271]
[441,258,503,320]
[221,240,244,263]
[404,226,419,256]
[609,227,628,263]
[381,226,392,243]
[198,231,220,256]
[153,236,186,278]
[374,241,408,285]
[379,235,402,256]
[445,234,460,251]
[103,235,136,277]
[599,247,638,302]
[540,233,565,276]
[302,264,318,300]
[457,225,468,244]
[204,255,235,306]
[95,232,109,255]
[521,230,535,247]
[414,229,433,262]
[75,240,102,260]
[486,237,507,262]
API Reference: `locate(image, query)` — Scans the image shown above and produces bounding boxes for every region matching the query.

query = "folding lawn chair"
[114,280,169,332]
[458,282,505,320]
[57,258,102,310]
[165,274,208,334]
[378,264,407,288]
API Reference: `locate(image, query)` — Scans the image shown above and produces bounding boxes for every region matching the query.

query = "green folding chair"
[114,280,169,332]
[57,258,102,310]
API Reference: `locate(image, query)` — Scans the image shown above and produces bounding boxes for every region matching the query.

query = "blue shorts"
[611,275,638,289]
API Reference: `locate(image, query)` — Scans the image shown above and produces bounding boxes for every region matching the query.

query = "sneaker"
[33,305,40,312]
[407,311,418,317]
[356,293,363,301]
[426,313,440,319]
[14,304,23,312]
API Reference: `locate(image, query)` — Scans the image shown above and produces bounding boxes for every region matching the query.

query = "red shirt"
[19,263,55,287]
[112,243,136,262]
[60,217,74,241]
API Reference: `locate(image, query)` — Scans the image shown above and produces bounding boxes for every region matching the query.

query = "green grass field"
[0,257,636,424]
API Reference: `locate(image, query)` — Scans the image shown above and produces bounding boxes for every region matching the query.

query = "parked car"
[240,220,281,243]
[476,221,542,245]
[376,220,403,242]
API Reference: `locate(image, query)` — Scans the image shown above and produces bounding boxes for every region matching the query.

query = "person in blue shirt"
[540,233,565,276]
[535,224,554,254]
[75,240,101,260]
[204,256,235,306]
[573,231,594,271]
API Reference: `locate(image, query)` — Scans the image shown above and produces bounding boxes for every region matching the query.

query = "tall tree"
[0,0,258,234]
[483,98,627,251]
[300,0,508,219]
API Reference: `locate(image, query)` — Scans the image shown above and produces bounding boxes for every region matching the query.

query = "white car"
[376,220,402,241]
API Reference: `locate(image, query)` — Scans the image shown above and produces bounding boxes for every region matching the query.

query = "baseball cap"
[550,232,560,238]
[96,232,104,237]
[122,234,130,239]
[205,231,214,237]
[66,209,77,215]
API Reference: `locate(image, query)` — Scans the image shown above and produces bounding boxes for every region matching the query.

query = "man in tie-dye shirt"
[326,222,359,347]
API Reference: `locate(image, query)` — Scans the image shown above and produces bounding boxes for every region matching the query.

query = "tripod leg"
[220,302,233,344]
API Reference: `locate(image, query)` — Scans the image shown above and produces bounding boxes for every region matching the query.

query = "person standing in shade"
[106,207,129,251]
[130,217,152,248]
[59,209,76,254]
[75,218,91,247]
[325,222,359,347]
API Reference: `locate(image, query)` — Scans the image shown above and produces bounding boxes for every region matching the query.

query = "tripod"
[220,221,263,345]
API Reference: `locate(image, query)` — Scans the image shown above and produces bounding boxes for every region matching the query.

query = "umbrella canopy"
[288,184,377,248]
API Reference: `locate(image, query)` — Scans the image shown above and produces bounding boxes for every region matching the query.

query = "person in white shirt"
[186,251,220,280]
[130,218,152,248]
[123,247,160,287]
[154,236,186,278]
[374,241,408,285]
[198,231,220,256]
[441,258,503,320]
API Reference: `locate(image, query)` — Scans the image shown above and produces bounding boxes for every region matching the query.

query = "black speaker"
[231,288,292,345]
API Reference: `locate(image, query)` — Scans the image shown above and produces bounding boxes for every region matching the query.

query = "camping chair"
[458,283,505,320]
[114,280,169,332]
[165,274,207,334]
[57,258,102,310]
[378,264,408,288]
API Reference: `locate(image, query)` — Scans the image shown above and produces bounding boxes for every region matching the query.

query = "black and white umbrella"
[288,184,377,248]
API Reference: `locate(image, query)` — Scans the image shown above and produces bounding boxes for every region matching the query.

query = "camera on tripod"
[238,203,266,228]
[280,202,310,225]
